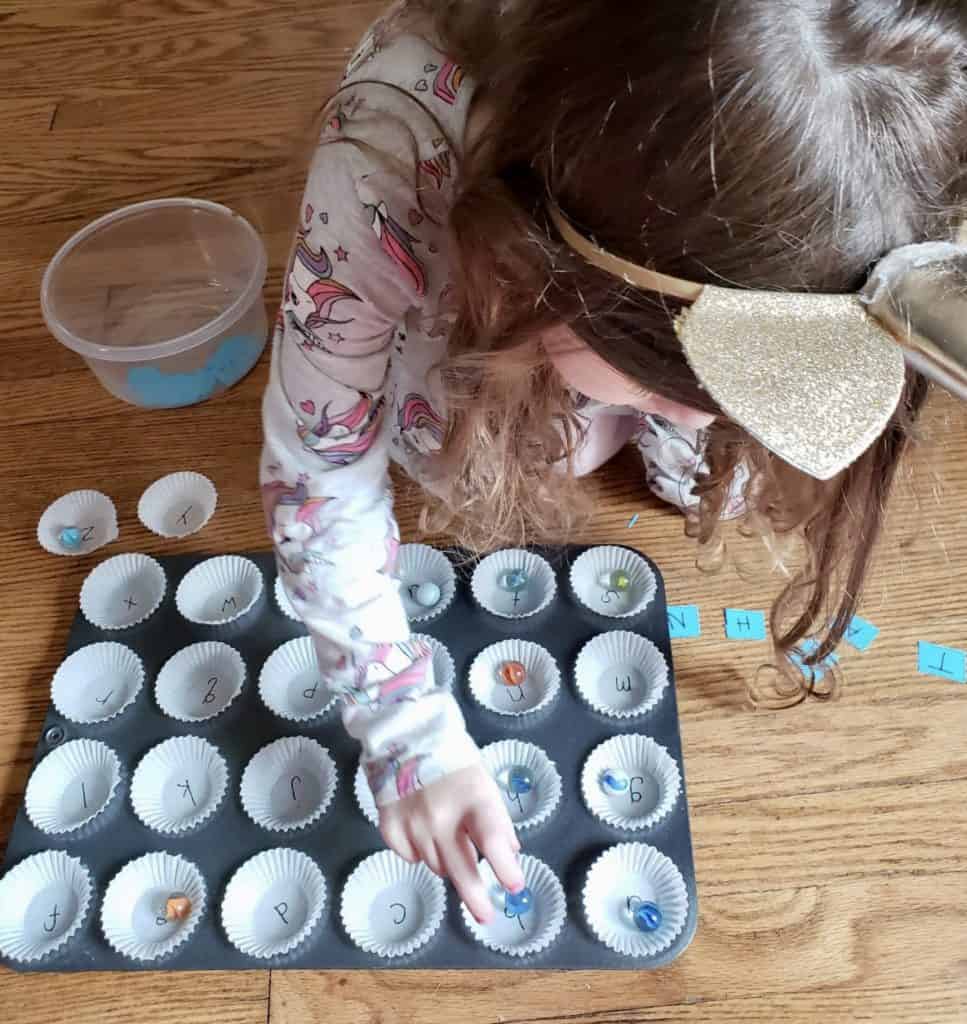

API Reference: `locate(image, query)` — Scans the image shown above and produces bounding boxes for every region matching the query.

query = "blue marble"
[633,901,663,932]
[497,568,529,593]
[600,769,630,794]
[506,765,534,796]
[412,581,441,608]
[504,887,533,917]
[58,526,83,550]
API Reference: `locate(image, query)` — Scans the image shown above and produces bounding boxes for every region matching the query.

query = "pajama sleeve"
[260,126,480,807]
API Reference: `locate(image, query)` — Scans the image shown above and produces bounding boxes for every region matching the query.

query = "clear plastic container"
[41,198,269,408]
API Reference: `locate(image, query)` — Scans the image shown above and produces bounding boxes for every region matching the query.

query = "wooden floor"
[2,2,967,1021]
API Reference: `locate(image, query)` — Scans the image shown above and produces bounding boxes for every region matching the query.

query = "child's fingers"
[468,812,525,894]
[441,832,494,924]
[380,816,418,863]
[413,835,444,878]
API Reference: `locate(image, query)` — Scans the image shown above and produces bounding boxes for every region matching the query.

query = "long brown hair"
[404,0,967,700]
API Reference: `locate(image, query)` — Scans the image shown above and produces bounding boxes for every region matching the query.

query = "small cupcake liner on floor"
[130,736,228,834]
[137,472,218,538]
[101,852,207,961]
[396,545,457,623]
[50,642,145,725]
[460,854,566,957]
[24,738,122,835]
[273,575,301,622]
[240,737,337,832]
[175,555,263,626]
[581,734,681,831]
[468,639,561,717]
[582,842,689,958]
[470,549,557,620]
[340,850,446,958]
[155,641,246,722]
[258,636,334,722]
[0,851,93,963]
[37,490,118,557]
[481,739,562,831]
[569,546,657,619]
[353,760,379,827]
[412,633,456,692]
[573,631,669,719]
[221,848,327,959]
[79,553,166,630]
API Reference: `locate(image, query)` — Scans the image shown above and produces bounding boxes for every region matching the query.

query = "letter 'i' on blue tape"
[723,609,767,641]
[917,642,967,684]
[845,615,880,652]
[667,605,701,639]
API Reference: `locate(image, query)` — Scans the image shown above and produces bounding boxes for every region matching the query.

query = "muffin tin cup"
[581,734,681,831]
[240,737,337,832]
[353,760,379,827]
[221,848,327,959]
[582,843,689,958]
[37,490,118,558]
[175,555,263,626]
[573,631,669,719]
[130,736,228,835]
[396,544,457,623]
[25,739,122,835]
[137,472,218,539]
[481,739,562,831]
[50,642,145,725]
[468,639,561,718]
[273,575,301,622]
[470,549,557,620]
[460,854,566,957]
[0,851,93,963]
[80,554,167,631]
[155,642,246,723]
[101,852,207,961]
[412,633,456,692]
[257,636,334,722]
[340,850,446,958]
[569,546,657,619]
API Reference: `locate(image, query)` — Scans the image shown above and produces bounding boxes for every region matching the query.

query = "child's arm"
[261,130,521,920]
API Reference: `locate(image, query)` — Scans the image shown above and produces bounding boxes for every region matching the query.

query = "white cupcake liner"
[175,555,263,626]
[468,639,561,717]
[258,636,334,722]
[569,546,657,619]
[460,854,566,957]
[573,631,669,719]
[582,843,689,957]
[240,737,337,832]
[0,851,93,962]
[50,642,145,724]
[274,575,301,622]
[581,734,681,831]
[470,549,557,620]
[79,553,166,630]
[353,759,379,827]
[221,848,327,959]
[340,850,446,958]
[137,472,218,538]
[37,490,118,557]
[480,740,562,831]
[130,736,228,834]
[101,852,207,961]
[25,738,122,835]
[412,633,456,692]
[155,642,246,722]
[396,544,457,623]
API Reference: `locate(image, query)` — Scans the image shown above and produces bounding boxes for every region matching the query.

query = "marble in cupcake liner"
[470,548,557,620]
[569,546,657,619]
[50,642,145,725]
[480,739,562,830]
[37,490,118,557]
[468,639,561,717]
[137,472,218,538]
[396,544,457,623]
[129,736,228,834]
[79,553,166,630]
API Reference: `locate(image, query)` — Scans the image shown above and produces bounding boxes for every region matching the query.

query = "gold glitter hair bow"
[548,204,967,480]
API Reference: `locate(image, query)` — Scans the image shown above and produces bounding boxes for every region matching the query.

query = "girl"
[261,0,967,922]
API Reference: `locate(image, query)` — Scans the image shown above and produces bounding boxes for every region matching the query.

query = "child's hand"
[379,762,524,923]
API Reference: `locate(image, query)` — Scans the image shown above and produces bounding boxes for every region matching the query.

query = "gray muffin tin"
[0,546,697,971]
